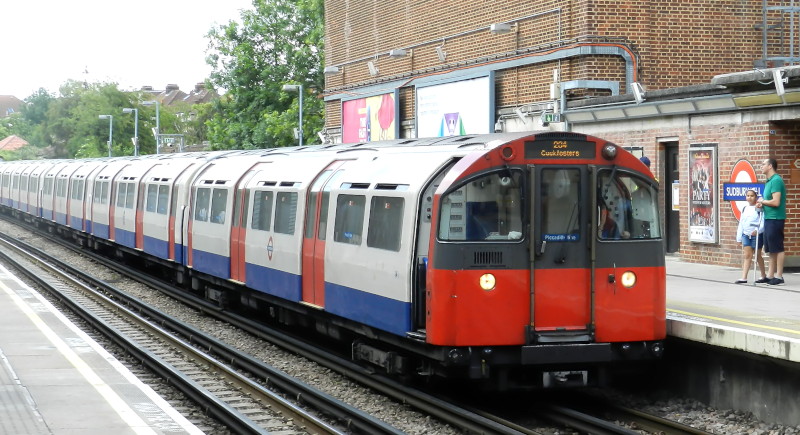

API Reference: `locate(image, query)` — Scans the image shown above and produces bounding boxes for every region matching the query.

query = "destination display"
[524,139,596,159]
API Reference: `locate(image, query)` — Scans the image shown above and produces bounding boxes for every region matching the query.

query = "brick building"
[321,0,800,268]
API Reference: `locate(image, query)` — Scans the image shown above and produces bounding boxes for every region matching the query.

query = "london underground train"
[0,131,665,389]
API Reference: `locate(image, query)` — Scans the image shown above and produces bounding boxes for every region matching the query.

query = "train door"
[664,143,680,253]
[301,161,347,307]
[530,166,593,340]
[230,168,261,282]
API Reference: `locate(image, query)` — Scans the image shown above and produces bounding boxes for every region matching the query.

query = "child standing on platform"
[736,189,766,284]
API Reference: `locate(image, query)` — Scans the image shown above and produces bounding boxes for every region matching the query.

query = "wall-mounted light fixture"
[388,49,407,58]
[490,22,516,34]
[435,44,447,62]
[367,60,379,76]
[773,69,786,96]
[631,82,646,104]
[323,66,340,74]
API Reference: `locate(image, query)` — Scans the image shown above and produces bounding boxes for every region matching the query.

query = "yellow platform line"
[669,309,800,336]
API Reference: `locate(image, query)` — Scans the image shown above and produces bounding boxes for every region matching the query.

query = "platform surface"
[666,255,800,363]
[0,264,202,435]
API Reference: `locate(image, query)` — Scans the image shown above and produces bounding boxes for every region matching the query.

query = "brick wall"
[324,0,772,129]
[578,117,799,268]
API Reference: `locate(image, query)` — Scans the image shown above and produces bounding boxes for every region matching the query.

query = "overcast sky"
[2,0,253,98]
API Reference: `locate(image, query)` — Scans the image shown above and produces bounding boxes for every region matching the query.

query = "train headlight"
[479,273,496,291]
[620,271,637,288]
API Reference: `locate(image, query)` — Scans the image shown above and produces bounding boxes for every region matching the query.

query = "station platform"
[666,255,800,363]
[0,264,202,435]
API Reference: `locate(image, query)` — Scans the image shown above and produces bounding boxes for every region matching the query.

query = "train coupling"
[542,370,589,388]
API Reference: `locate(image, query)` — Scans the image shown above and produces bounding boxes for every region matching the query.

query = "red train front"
[426,132,665,388]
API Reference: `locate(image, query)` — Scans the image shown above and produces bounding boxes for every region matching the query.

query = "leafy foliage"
[205,0,324,149]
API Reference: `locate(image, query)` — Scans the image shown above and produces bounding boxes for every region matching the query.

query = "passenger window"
[367,196,404,251]
[598,171,660,240]
[251,190,274,231]
[334,194,366,245]
[94,181,102,203]
[157,185,169,214]
[101,181,109,205]
[194,188,210,221]
[210,188,228,224]
[439,171,524,241]
[125,183,135,209]
[274,192,297,234]
[146,185,157,212]
[116,183,127,207]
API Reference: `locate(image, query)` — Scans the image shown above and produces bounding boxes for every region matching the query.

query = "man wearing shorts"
[757,158,786,285]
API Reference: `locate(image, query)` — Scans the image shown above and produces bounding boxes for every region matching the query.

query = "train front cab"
[426,133,666,387]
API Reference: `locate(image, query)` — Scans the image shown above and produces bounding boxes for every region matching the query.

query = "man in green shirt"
[757,158,787,285]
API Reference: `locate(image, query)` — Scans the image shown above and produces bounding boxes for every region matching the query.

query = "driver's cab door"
[530,166,592,341]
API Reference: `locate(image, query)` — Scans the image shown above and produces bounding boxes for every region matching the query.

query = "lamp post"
[98,115,113,157]
[281,84,303,146]
[122,108,139,156]
[142,100,160,154]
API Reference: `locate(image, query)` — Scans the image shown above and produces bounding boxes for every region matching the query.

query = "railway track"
[0,232,397,434]
[0,217,717,435]
[0,222,531,434]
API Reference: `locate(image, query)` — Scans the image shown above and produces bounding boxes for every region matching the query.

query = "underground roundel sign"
[723,159,762,221]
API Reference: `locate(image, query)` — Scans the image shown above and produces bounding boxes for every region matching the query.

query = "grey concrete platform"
[666,255,800,363]
[0,264,202,435]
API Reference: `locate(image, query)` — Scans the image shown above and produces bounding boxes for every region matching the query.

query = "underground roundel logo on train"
[267,236,274,261]
[723,159,762,221]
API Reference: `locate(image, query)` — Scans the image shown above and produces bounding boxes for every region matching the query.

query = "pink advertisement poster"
[342,93,396,143]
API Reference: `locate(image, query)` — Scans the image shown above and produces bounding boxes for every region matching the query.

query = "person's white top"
[736,204,764,243]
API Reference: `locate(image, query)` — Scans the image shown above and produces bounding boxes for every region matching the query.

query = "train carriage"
[26,161,59,217]
[139,153,214,260]
[111,159,162,249]
[67,160,108,232]
[51,161,85,225]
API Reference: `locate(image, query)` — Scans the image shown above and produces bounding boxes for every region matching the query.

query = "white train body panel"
[320,149,467,335]
[240,153,337,300]
[140,154,214,261]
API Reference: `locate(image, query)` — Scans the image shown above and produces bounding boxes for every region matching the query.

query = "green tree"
[205,0,324,149]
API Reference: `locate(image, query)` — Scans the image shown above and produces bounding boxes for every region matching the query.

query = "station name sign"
[524,139,596,159]
[722,182,764,201]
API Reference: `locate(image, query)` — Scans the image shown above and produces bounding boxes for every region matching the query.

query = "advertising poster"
[341,92,397,143]
[688,144,717,243]
[416,76,491,138]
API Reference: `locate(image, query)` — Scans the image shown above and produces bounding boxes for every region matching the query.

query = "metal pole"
[134,109,139,156]
[155,102,160,154]
[107,115,113,157]
[298,84,304,147]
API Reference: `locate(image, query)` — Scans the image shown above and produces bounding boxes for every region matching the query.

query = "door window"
[541,169,581,242]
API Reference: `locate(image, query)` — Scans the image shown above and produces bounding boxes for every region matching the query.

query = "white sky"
[2,0,254,98]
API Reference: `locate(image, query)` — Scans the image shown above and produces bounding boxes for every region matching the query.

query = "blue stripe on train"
[193,248,231,279]
[143,235,169,259]
[69,215,83,231]
[93,222,110,239]
[245,262,302,301]
[115,227,136,249]
[326,282,411,336]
